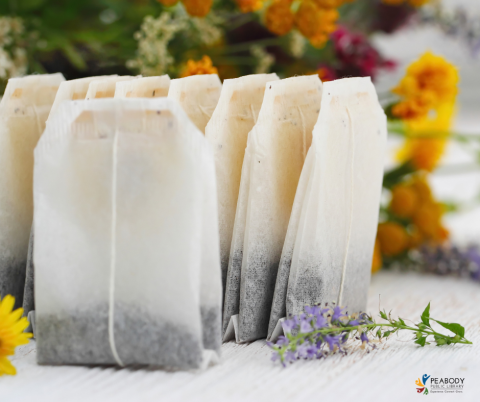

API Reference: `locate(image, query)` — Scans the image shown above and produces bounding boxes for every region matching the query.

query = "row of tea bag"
[212,76,386,343]
[0,72,225,370]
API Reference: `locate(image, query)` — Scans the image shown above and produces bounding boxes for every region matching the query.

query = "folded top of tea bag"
[168,74,222,134]
[1,73,65,116]
[48,76,117,122]
[114,75,170,99]
[85,76,137,100]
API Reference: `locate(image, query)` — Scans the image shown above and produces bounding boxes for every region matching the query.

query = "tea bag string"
[250,104,257,124]
[338,107,354,306]
[296,106,307,160]
[108,129,125,367]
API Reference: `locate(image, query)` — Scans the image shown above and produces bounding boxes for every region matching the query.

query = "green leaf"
[379,310,388,320]
[432,319,465,338]
[415,336,427,347]
[421,303,431,327]
[384,331,391,337]
[398,318,406,326]
[382,161,416,189]
[376,329,382,339]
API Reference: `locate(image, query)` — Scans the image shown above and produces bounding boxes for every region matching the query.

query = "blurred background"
[1,0,479,275]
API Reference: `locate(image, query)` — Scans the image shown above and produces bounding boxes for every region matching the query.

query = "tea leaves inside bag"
[205,73,279,297]
[0,73,64,309]
[223,76,323,342]
[34,98,221,369]
[269,78,387,339]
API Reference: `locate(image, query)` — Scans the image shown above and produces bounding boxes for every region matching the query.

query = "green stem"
[282,322,472,347]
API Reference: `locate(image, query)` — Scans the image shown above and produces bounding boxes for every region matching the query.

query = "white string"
[296,106,307,160]
[250,104,257,124]
[108,130,125,367]
[338,107,355,306]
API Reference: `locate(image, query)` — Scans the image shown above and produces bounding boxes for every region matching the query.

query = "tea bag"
[223,75,323,342]
[0,73,64,309]
[168,74,222,134]
[85,76,136,99]
[204,73,279,296]
[114,75,170,99]
[34,98,221,369]
[268,77,387,339]
[49,75,117,120]
[23,75,117,328]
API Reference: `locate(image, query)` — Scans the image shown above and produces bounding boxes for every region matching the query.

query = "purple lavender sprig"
[268,303,472,366]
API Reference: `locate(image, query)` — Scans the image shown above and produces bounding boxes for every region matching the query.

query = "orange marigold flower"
[393,52,459,117]
[313,0,343,7]
[265,0,295,36]
[390,184,419,218]
[236,0,264,13]
[180,55,218,77]
[295,1,338,48]
[182,0,213,17]
[402,138,447,172]
[412,202,444,240]
[157,0,180,6]
[371,238,383,274]
[409,174,433,204]
[408,226,424,249]
[377,222,409,257]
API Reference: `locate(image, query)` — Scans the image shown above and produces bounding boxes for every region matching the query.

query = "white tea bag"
[85,76,136,99]
[34,98,221,369]
[269,77,387,339]
[168,74,222,134]
[23,75,116,323]
[0,73,64,308]
[223,75,323,342]
[114,75,170,99]
[205,73,279,295]
[49,75,117,121]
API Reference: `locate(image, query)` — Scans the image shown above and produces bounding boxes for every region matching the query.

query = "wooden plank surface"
[1,270,479,402]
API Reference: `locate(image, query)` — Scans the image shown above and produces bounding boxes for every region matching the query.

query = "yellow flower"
[409,174,432,204]
[295,1,339,48]
[397,101,455,171]
[182,0,213,17]
[0,295,32,376]
[390,184,419,218]
[180,55,219,77]
[265,0,295,36]
[236,0,264,13]
[377,222,409,257]
[157,0,180,6]
[392,52,459,120]
[371,238,383,274]
[413,201,448,241]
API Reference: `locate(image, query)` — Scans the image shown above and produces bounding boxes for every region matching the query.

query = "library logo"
[415,374,465,395]
[415,374,430,395]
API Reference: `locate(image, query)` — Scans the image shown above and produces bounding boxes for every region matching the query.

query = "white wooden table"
[2,270,479,402]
